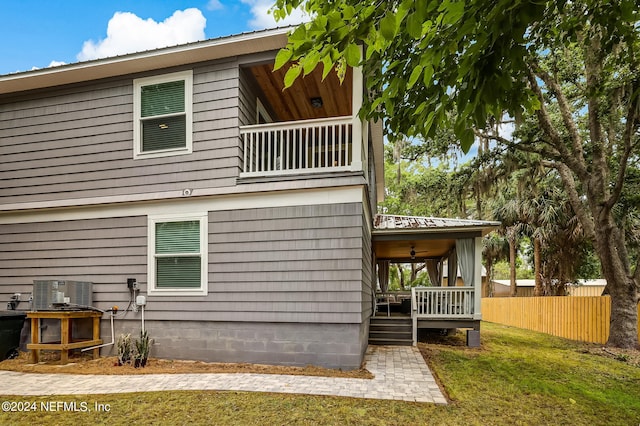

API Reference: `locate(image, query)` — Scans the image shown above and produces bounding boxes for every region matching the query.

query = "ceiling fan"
[410,246,429,260]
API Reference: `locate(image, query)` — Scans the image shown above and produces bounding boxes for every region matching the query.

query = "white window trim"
[133,70,193,160]
[147,212,208,296]
[256,98,273,123]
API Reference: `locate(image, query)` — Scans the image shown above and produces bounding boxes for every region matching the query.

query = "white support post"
[350,47,363,172]
[411,287,418,346]
[474,236,483,320]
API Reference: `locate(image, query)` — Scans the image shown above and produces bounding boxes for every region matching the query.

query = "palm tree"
[482,233,509,296]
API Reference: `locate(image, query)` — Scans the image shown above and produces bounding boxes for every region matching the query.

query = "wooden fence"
[482,296,640,344]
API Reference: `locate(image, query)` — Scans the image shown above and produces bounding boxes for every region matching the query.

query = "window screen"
[155,220,201,289]
[140,80,186,152]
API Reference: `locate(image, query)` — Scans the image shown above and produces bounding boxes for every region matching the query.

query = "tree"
[273,0,640,349]
[482,233,509,297]
[379,140,467,218]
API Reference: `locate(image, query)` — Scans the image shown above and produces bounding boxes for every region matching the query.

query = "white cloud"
[206,0,224,11]
[48,60,67,68]
[77,8,206,61]
[29,60,67,71]
[241,0,308,29]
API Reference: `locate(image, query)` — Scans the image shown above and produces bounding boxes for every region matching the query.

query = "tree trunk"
[592,215,639,348]
[533,236,543,296]
[508,229,517,297]
[485,260,494,297]
[410,263,426,282]
[396,263,405,291]
[557,163,639,348]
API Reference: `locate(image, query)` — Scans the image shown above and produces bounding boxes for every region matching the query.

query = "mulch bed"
[0,350,374,379]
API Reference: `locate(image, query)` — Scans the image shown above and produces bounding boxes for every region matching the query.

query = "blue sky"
[0,1,306,75]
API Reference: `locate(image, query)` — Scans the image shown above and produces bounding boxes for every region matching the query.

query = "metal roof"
[374,214,500,231]
[0,26,295,95]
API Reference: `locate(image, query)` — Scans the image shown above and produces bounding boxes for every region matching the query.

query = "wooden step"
[368,316,413,346]
[367,337,413,346]
[369,330,412,340]
[370,324,411,331]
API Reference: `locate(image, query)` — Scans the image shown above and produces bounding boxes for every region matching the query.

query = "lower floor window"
[148,213,208,295]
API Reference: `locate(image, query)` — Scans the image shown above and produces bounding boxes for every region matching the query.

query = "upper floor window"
[133,70,193,159]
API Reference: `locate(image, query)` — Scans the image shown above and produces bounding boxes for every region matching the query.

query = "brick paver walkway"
[0,345,447,404]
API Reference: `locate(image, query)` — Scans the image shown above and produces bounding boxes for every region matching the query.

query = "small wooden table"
[27,311,103,364]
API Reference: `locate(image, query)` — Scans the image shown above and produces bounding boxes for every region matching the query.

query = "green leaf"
[380,13,397,41]
[408,65,423,89]
[344,43,361,67]
[321,55,334,80]
[327,11,343,30]
[422,64,434,86]
[289,25,306,42]
[396,0,412,25]
[460,127,474,153]
[301,51,321,76]
[407,13,423,39]
[283,65,302,89]
[423,111,435,135]
[441,1,466,26]
[370,97,384,112]
[342,5,356,20]
[274,49,293,71]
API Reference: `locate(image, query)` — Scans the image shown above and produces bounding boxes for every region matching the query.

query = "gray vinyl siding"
[238,67,258,126]
[0,202,367,323]
[238,66,277,126]
[0,58,241,206]
[0,217,147,308]
[0,200,370,368]
[206,203,366,324]
[361,212,373,322]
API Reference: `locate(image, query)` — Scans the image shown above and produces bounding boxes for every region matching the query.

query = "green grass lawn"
[1,322,638,425]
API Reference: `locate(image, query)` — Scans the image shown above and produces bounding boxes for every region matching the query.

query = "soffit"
[248,63,352,121]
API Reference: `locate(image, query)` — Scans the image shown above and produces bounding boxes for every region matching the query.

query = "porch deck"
[373,287,480,346]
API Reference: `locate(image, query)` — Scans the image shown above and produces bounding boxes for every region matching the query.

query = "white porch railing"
[240,117,354,177]
[411,286,475,319]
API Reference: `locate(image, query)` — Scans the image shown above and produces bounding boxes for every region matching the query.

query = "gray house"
[0,27,496,369]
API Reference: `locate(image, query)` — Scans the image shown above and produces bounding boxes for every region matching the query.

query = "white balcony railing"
[411,286,475,319]
[240,117,354,177]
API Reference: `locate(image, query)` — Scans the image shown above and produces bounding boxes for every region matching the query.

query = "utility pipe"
[81,308,116,353]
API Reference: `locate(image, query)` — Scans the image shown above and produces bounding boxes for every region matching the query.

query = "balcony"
[240,116,362,178]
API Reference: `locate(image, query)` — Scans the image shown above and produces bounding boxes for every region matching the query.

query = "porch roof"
[372,214,500,260]
[374,214,499,232]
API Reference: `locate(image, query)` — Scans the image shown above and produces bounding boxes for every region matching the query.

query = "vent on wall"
[32,280,93,311]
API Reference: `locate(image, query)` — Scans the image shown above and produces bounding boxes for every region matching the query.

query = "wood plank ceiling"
[373,239,456,261]
[247,62,353,122]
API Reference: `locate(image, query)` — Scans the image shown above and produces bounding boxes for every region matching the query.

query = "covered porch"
[371,214,499,346]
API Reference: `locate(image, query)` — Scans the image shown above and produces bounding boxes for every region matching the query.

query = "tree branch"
[474,129,561,160]
[472,129,511,146]
[524,65,586,176]
[607,80,640,209]
[542,160,596,240]
[525,66,563,146]
[583,32,609,208]
[532,62,587,176]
